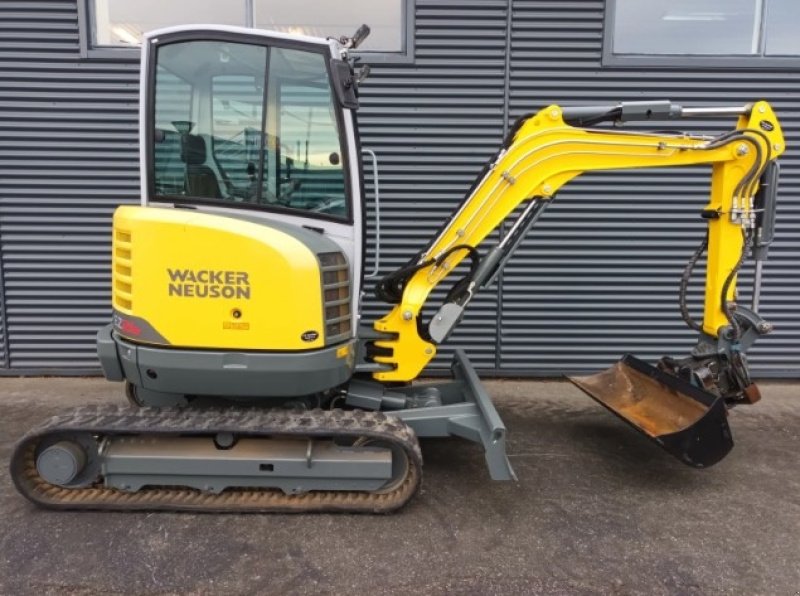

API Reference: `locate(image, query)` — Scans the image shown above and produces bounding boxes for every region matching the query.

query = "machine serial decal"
[167,268,251,299]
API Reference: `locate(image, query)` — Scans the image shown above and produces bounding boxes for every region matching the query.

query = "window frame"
[146,30,355,225]
[79,0,414,63]
[603,0,800,68]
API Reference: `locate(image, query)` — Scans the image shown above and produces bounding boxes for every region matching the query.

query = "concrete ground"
[0,377,798,595]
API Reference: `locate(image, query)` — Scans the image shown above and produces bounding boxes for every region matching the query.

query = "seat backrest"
[180,134,222,198]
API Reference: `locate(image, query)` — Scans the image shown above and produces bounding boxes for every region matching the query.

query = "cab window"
[151,39,348,220]
[264,47,347,218]
[211,75,264,200]
[152,65,192,197]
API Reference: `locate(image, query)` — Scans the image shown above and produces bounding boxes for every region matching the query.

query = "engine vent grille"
[113,228,133,312]
[319,251,351,344]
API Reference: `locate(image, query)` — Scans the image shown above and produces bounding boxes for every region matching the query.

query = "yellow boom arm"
[373,100,784,382]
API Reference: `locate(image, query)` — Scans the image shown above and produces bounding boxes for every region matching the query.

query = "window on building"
[92,0,247,47]
[253,0,403,52]
[84,0,409,58]
[606,0,800,64]
[763,1,800,55]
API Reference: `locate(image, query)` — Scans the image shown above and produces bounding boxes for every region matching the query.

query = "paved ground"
[0,376,798,595]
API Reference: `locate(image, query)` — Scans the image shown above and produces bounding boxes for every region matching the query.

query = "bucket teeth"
[569,354,734,468]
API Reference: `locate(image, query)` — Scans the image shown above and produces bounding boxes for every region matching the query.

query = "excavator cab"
[146,27,367,327]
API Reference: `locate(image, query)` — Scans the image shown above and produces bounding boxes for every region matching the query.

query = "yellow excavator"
[11,25,785,513]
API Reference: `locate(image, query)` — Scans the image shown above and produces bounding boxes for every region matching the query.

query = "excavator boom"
[371,100,783,468]
[373,100,784,381]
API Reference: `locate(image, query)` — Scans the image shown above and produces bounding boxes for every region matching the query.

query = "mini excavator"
[11,25,785,512]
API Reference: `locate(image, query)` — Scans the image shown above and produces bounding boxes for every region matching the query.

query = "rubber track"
[10,405,422,513]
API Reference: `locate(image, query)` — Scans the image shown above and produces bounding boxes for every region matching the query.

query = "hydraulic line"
[720,227,753,339]
[376,244,480,304]
[678,127,770,336]
[700,129,770,339]
[679,232,709,333]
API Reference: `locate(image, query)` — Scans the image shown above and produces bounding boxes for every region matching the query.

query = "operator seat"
[180,134,222,198]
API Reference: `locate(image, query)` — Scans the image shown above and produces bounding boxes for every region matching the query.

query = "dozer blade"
[569,354,733,468]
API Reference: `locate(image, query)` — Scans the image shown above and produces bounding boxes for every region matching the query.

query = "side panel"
[113,206,327,350]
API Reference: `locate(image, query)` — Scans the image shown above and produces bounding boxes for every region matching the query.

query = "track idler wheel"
[34,433,101,488]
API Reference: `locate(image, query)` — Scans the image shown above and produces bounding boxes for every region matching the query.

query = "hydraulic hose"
[679,232,709,333]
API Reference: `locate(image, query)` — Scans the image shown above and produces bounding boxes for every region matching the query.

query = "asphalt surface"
[1,376,798,595]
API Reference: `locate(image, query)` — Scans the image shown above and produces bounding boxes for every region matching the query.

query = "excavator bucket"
[569,354,733,468]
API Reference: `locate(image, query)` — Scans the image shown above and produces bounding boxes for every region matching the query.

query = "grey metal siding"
[502,0,800,376]
[359,0,508,370]
[0,0,139,371]
[0,0,797,377]
[0,245,7,368]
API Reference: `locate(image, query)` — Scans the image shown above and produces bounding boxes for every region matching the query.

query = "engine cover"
[111,206,349,351]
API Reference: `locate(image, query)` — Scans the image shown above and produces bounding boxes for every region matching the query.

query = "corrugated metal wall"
[0,247,7,368]
[503,0,800,375]
[359,0,509,370]
[0,0,798,377]
[0,0,140,372]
